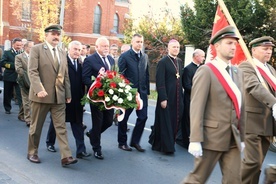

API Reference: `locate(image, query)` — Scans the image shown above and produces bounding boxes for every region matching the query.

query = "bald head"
[193,49,205,65]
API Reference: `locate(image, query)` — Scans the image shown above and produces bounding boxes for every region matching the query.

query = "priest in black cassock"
[149,39,184,154]
[181,49,205,149]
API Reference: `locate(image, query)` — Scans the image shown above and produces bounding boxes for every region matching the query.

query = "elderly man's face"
[252,46,273,63]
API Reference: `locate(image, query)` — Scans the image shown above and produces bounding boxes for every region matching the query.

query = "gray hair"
[68,40,82,49]
[95,37,109,46]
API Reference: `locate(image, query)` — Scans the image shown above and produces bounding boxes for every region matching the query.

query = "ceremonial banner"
[208,6,246,65]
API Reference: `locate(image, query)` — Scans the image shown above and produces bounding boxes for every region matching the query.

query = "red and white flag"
[207,6,246,65]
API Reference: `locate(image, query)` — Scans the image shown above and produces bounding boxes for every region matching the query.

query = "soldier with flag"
[182,26,245,184]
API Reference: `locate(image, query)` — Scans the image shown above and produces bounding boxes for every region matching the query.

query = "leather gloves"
[188,142,202,158]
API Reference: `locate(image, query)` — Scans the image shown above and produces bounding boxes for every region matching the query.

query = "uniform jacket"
[118,48,150,107]
[0,49,21,82]
[190,63,245,151]
[82,52,115,89]
[28,42,71,104]
[15,52,30,91]
[239,61,276,136]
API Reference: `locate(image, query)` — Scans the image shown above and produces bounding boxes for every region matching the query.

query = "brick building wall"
[0,0,130,49]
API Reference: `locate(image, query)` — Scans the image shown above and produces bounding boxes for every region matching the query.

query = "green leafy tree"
[123,6,186,63]
[180,0,275,51]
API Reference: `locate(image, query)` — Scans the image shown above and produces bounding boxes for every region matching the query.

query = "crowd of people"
[0,23,276,183]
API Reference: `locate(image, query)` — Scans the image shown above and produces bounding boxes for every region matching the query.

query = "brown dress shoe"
[61,157,78,167]
[118,145,132,151]
[130,143,145,152]
[27,154,41,163]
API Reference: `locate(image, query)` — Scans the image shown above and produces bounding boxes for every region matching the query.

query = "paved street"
[0,80,275,184]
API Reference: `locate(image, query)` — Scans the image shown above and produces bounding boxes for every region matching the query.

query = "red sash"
[256,66,276,91]
[206,63,240,119]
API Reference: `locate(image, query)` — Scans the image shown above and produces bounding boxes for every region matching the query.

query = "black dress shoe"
[76,152,91,158]
[82,124,87,130]
[47,145,56,152]
[130,143,145,152]
[118,145,132,151]
[94,151,104,160]
[86,131,90,138]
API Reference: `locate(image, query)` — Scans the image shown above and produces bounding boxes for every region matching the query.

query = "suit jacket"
[0,49,21,82]
[65,56,84,124]
[239,61,276,136]
[28,42,71,104]
[82,52,115,89]
[118,48,150,107]
[15,52,30,91]
[190,63,245,151]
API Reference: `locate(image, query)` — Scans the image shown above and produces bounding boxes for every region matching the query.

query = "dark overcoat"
[65,56,84,124]
[118,48,150,107]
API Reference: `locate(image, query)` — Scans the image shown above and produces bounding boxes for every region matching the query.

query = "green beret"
[44,24,62,32]
[209,26,239,45]
[249,36,275,47]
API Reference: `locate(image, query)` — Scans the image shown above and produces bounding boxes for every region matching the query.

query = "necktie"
[102,57,109,70]
[74,59,77,71]
[226,66,230,74]
[52,48,59,71]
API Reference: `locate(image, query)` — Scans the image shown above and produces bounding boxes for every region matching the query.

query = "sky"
[130,0,194,20]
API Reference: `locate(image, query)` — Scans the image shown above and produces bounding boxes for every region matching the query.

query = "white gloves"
[241,142,245,152]
[273,103,276,120]
[188,142,202,158]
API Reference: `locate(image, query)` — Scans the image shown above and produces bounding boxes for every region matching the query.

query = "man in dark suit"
[27,24,77,166]
[0,38,24,119]
[117,33,150,152]
[183,26,245,183]
[45,40,91,158]
[239,36,276,184]
[15,41,34,127]
[181,49,205,149]
[82,37,115,160]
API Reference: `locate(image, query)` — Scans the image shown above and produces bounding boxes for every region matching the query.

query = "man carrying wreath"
[82,37,115,160]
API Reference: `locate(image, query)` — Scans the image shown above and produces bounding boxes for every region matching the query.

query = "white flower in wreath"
[125,89,129,93]
[127,93,133,101]
[112,95,118,101]
[118,88,123,92]
[108,89,114,95]
[127,95,133,101]
[118,98,123,104]
[125,85,131,90]
[105,96,110,102]
[118,82,126,87]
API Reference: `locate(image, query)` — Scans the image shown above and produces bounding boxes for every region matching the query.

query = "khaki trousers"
[28,101,72,159]
[20,88,31,123]
[241,133,270,184]
[183,147,241,184]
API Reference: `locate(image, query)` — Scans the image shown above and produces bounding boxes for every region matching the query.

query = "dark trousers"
[46,117,87,154]
[88,104,114,152]
[3,81,22,111]
[118,106,148,146]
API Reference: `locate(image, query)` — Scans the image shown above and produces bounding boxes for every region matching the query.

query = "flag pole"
[217,0,267,88]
